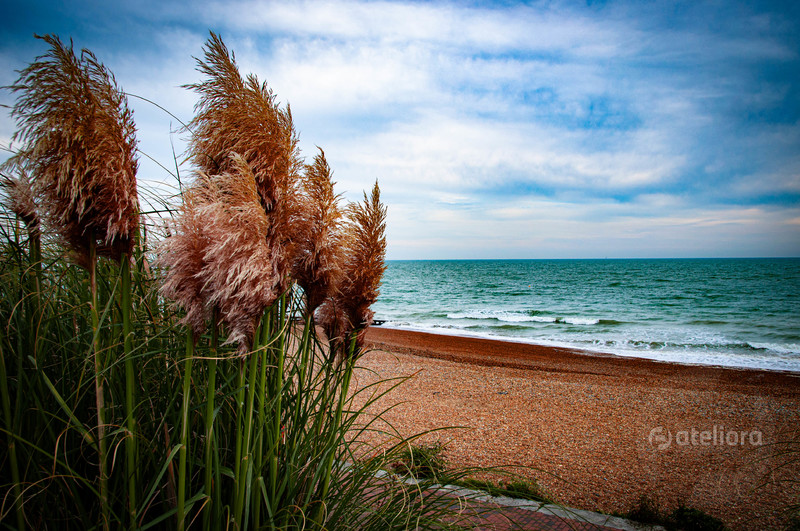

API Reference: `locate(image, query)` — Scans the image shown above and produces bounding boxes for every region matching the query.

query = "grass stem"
[203,312,218,530]
[0,331,25,530]
[177,329,194,531]
[121,253,137,528]
[90,238,110,531]
[234,339,261,527]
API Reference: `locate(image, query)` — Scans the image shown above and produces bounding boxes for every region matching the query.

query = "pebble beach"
[352,327,800,530]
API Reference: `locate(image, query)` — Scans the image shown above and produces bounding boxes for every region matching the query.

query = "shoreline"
[355,326,800,530]
[371,324,800,375]
[365,327,800,393]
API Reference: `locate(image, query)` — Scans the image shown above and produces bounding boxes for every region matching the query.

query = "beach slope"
[354,327,800,530]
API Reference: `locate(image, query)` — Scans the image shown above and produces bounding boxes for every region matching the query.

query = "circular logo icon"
[648,426,671,450]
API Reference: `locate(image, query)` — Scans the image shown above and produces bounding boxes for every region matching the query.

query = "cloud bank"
[1,0,798,258]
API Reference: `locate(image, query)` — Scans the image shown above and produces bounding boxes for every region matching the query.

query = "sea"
[371,258,800,373]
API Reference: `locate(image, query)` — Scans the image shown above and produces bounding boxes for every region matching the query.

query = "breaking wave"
[445,309,615,326]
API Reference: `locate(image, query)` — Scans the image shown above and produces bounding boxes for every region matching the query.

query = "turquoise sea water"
[372,258,800,372]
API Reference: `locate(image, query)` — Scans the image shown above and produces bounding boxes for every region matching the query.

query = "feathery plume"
[4,34,139,265]
[157,184,210,339]
[318,180,387,356]
[160,155,282,353]
[1,171,40,235]
[184,32,302,288]
[199,155,283,352]
[293,148,344,313]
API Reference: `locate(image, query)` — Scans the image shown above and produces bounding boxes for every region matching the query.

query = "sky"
[1,0,798,259]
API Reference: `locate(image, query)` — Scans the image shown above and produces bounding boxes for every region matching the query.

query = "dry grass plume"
[4,34,139,265]
[184,32,302,291]
[157,184,210,339]
[0,171,40,235]
[160,155,284,353]
[293,148,345,313]
[318,180,387,355]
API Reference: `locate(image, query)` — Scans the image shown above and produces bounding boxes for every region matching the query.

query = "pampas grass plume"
[185,32,302,290]
[318,180,387,354]
[158,184,210,340]
[5,34,139,265]
[1,171,40,234]
[160,154,283,353]
[199,154,283,352]
[293,148,344,313]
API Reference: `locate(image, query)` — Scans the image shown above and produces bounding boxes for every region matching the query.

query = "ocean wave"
[747,342,800,355]
[445,309,603,326]
[586,338,800,356]
[381,320,799,358]
[688,319,729,326]
[562,317,600,325]
[598,319,625,326]
[446,309,533,322]
[376,323,800,371]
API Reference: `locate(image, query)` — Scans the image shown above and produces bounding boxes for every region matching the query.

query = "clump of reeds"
[164,32,308,529]
[4,33,139,266]
[318,180,387,356]
[0,31,500,531]
[158,152,292,528]
[292,148,345,313]
[3,33,141,529]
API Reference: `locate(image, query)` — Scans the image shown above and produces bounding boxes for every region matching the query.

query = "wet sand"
[351,327,800,530]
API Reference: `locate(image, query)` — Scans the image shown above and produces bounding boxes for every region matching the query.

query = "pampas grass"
[3,33,144,530]
[159,155,286,528]
[0,172,40,234]
[0,171,42,296]
[157,184,210,339]
[161,154,283,354]
[197,156,284,352]
[318,180,387,356]
[0,31,499,531]
[184,32,302,295]
[5,33,138,266]
[293,148,345,313]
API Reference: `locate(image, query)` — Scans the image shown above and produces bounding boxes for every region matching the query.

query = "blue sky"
[1,0,798,259]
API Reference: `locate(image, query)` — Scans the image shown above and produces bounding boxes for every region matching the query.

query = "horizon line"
[385,256,800,261]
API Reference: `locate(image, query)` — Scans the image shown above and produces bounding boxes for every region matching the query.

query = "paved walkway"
[370,468,657,530]
[465,498,653,530]
[429,483,660,531]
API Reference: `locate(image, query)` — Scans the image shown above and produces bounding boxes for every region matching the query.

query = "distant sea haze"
[372,258,800,373]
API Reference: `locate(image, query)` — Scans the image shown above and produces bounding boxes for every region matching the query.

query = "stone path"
[432,484,660,531]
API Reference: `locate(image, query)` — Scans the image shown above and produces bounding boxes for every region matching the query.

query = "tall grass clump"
[3,33,141,529]
[1,31,499,530]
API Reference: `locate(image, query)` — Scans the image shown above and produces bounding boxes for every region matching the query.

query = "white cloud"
[328,112,685,200]
[205,1,624,55]
[2,0,797,259]
[384,193,800,259]
[265,39,434,113]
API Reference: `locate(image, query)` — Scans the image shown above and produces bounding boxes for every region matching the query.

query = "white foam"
[376,324,800,373]
[562,317,600,325]
[447,309,538,323]
[748,342,800,355]
[446,309,599,325]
